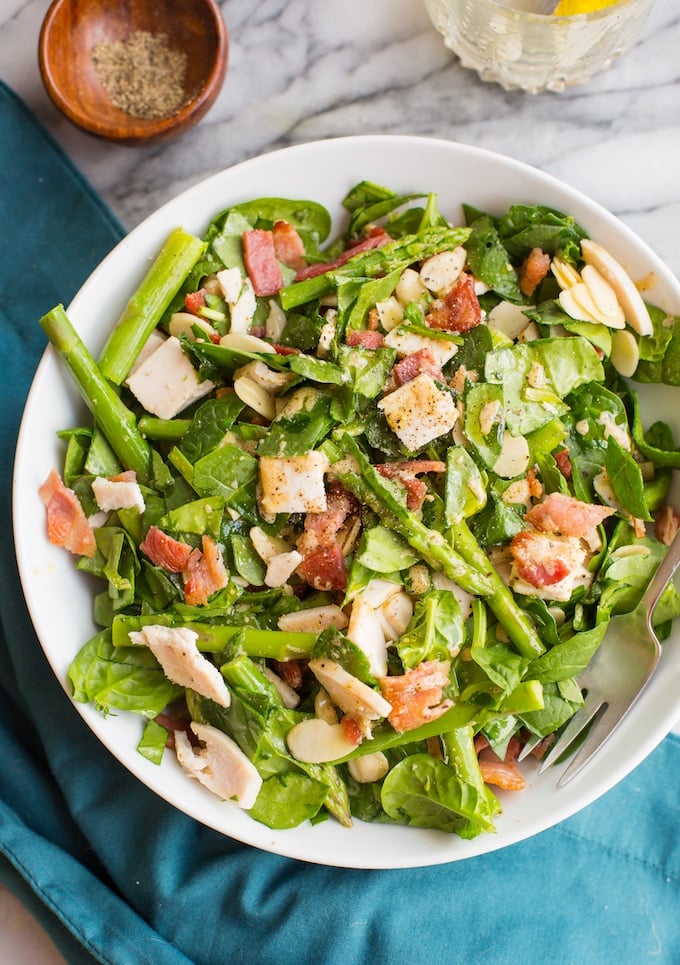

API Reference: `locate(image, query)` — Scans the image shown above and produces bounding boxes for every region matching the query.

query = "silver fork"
[520,528,680,787]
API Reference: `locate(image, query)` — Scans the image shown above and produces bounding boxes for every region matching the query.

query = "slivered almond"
[581,239,653,336]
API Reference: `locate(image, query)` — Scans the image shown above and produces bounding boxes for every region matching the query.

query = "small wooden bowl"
[39,0,228,145]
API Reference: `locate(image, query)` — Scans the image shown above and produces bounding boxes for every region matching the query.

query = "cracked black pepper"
[91,30,189,120]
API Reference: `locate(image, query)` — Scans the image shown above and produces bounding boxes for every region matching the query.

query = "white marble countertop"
[1,0,679,961]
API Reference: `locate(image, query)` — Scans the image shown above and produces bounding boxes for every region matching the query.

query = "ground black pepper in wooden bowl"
[91,30,189,120]
[39,0,228,145]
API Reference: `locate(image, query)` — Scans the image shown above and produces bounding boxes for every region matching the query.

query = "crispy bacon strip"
[272,220,306,271]
[376,460,445,512]
[654,504,680,546]
[345,329,384,349]
[476,735,526,791]
[426,272,481,333]
[392,348,444,387]
[183,535,229,606]
[184,288,207,315]
[340,715,364,747]
[379,660,452,734]
[518,247,551,297]
[526,492,615,539]
[296,482,358,592]
[294,226,391,281]
[140,525,193,573]
[243,228,284,296]
[39,468,96,557]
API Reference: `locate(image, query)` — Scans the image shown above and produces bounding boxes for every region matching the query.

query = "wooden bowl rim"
[38,0,228,145]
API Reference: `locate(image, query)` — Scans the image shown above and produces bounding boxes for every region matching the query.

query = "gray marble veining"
[2,0,678,273]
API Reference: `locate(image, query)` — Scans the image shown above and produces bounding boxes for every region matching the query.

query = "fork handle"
[641,527,680,624]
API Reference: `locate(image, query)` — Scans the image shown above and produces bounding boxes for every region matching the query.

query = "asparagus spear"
[40,305,152,482]
[332,680,544,763]
[280,226,471,311]
[451,520,545,659]
[98,227,206,385]
[334,435,544,658]
[334,435,493,597]
[113,613,317,659]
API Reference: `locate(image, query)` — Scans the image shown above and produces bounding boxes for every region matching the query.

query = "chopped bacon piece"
[345,329,385,349]
[140,525,193,573]
[426,272,481,333]
[509,530,585,594]
[296,482,358,592]
[39,468,96,557]
[367,308,380,331]
[554,448,572,481]
[243,228,284,297]
[182,535,229,606]
[184,288,207,315]
[526,467,543,500]
[108,470,138,483]
[340,715,364,746]
[392,347,444,386]
[273,343,301,356]
[377,460,446,512]
[526,492,615,540]
[476,735,526,791]
[296,542,348,593]
[376,460,446,478]
[294,226,391,281]
[654,504,680,547]
[518,247,551,297]
[272,220,306,271]
[379,660,452,734]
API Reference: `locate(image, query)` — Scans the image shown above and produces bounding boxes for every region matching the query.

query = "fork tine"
[517,733,543,762]
[537,690,604,774]
[556,698,630,787]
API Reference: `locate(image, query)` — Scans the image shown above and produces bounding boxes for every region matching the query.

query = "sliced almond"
[169,312,218,341]
[233,375,276,420]
[220,331,277,353]
[493,432,530,479]
[581,239,653,336]
[558,286,601,324]
[551,256,581,290]
[286,717,359,763]
[581,265,625,326]
[610,328,640,378]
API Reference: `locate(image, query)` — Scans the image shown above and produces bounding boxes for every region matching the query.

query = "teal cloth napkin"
[1,80,679,965]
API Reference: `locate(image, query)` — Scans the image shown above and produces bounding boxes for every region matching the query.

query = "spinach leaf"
[179,395,245,462]
[464,213,522,301]
[605,435,652,521]
[497,204,587,262]
[68,630,183,717]
[356,525,419,574]
[381,755,496,834]
[249,773,330,829]
[396,591,464,669]
[527,621,608,684]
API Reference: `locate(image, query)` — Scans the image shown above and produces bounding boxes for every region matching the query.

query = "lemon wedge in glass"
[554,0,620,14]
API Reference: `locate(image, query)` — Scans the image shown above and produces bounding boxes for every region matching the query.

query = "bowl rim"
[37,0,228,144]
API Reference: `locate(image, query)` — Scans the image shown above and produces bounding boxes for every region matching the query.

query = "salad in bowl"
[17,137,680,868]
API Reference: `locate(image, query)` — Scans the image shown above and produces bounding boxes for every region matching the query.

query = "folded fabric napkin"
[1,80,679,965]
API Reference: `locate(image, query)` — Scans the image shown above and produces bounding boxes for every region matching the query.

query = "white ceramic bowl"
[13,135,680,869]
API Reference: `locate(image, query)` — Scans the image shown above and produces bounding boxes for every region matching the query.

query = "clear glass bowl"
[424,0,655,93]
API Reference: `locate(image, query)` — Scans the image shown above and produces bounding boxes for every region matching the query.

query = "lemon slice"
[554,0,620,14]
